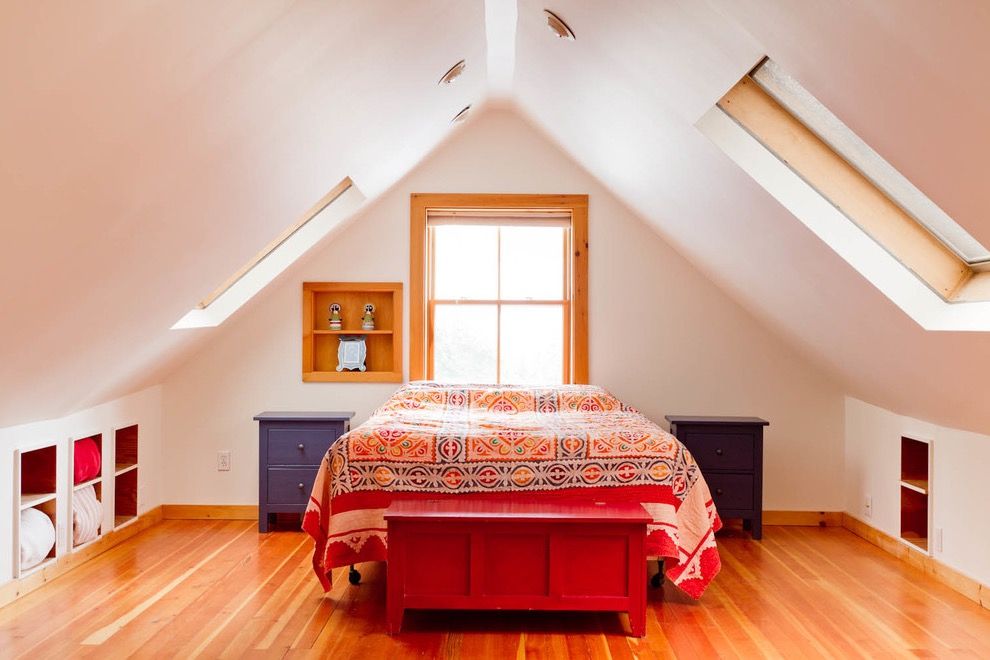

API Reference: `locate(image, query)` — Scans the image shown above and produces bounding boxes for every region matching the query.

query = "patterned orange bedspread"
[303,383,722,598]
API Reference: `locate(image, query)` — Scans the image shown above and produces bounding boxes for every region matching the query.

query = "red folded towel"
[73,437,101,484]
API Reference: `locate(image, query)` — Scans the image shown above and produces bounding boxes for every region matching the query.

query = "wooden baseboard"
[763,510,842,527]
[0,505,164,609]
[842,513,989,610]
[162,504,258,520]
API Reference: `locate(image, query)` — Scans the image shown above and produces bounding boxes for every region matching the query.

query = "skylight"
[751,59,990,267]
[698,58,990,331]
[172,178,364,329]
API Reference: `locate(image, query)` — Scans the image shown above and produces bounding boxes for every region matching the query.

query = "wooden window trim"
[410,193,588,383]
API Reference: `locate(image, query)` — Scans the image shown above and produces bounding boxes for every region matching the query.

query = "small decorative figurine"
[328,303,342,330]
[361,303,375,331]
[337,336,367,372]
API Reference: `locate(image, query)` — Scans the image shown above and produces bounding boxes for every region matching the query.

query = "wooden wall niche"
[114,425,139,529]
[900,436,931,553]
[302,282,403,382]
[15,444,60,577]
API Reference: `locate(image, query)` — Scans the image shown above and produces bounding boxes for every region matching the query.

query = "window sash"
[426,222,571,383]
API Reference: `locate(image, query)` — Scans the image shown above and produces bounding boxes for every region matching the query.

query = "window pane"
[500,305,564,385]
[433,304,498,383]
[433,225,498,299]
[499,226,565,300]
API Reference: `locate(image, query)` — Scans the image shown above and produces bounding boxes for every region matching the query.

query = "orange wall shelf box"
[302,282,403,382]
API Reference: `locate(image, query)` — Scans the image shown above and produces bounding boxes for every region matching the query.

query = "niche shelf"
[302,282,403,382]
[70,433,104,550]
[15,444,59,577]
[114,425,139,529]
[900,436,931,553]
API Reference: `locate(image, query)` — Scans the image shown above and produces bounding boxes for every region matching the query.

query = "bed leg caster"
[348,565,361,585]
[651,559,665,588]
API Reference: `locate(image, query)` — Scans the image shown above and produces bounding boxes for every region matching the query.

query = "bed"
[303,382,722,598]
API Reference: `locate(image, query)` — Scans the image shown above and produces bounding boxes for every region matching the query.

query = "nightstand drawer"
[267,428,341,465]
[705,473,754,511]
[679,430,754,471]
[268,467,320,505]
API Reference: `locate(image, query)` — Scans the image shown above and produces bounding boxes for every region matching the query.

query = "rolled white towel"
[73,485,102,546]
[20,507,56,570]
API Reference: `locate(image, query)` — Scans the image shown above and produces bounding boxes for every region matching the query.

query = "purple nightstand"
[254,411,354,533]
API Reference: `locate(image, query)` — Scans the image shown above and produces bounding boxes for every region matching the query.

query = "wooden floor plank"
[198,539,318,658]
[123,525,300,656]
[780,526,990,655]
[722,529,870,657]
[2,521,990,659]
[764,528,942,653]
[0,520,233,657]
[26,521,253,659]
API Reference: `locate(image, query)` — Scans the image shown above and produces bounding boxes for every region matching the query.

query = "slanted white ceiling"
[1,1,988,432]
[511,0,990,432]
[0,1,484,426]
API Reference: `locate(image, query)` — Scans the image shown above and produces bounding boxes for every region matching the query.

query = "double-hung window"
[429,216,568,384]
[410,194,588,384]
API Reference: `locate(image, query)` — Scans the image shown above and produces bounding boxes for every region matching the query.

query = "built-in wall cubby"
[302,282,403,382]
[900,436,931,553]
[70,433,104,549]
[5,410,151,604]
[114,425,139,528]
[15,444,60,577]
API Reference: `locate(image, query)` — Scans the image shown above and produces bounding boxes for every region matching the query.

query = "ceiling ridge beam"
[485,0,518,98]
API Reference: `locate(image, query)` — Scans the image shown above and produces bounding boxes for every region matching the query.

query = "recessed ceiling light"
[543,10,575,40]
[451,105,471,124]
[438,59,466,86]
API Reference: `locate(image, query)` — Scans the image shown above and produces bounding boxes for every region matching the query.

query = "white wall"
[845,396,990,586]
[161,107,845,510]
[0,385,162,585]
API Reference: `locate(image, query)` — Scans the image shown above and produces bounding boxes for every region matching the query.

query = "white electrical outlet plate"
[864,495,872,518]
[218,450,231,471]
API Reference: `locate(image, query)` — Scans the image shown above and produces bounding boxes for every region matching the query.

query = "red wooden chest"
[384,500,650,636]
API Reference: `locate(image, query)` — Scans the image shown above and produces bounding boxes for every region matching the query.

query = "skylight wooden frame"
[173,176,364,329]
[198,177,354,309]
[751,59,990,270]
[410,193,588,383]
[717,69,990,304]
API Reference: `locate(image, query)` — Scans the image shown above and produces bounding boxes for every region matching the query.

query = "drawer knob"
[715,448,724,456]
[298,483,305,489]
[297,443,305,450]
[715,488,723,496]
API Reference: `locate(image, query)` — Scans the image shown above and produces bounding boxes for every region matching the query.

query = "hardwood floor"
[2,520,990,658]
